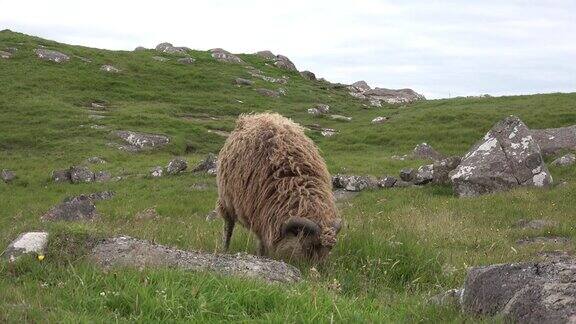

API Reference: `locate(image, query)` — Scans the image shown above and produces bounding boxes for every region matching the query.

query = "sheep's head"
[273,216,342,262]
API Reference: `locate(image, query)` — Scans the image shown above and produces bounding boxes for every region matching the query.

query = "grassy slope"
[0,30,575,322]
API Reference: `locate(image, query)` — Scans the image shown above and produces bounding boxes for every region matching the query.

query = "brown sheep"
[216,113,341,262]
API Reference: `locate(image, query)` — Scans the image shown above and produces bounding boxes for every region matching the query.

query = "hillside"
[1,30,576,322]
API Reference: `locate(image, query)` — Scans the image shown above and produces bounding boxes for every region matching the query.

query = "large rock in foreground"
[462,257,576,323]
[530,125,576,157]
[450,116,552,197]
[113,130,170,152]
[90,236,302,284]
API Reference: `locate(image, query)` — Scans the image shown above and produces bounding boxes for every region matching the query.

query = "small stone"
[192,154,217,174]
[399,168,415,182]
[430,288,463,307]
[86,191,115,201]
[551,153,575,167]
[1,169,16,183]
[152,56,169,62]
[330,115,352,122]
[86,157,106,164]
[135,208,159,220]
[414,164,434,185]
[1,232,49,262]
[150,166,164,177]
[379,176,397,188]
[255,88,280,98]
[234,78,254,86]
[166,158,187,175]
[70,166,94,183]
[371,116,389,124]
[321,128,338,137]
[100,65,121,73]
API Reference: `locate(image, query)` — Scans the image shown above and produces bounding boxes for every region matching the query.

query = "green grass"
[1,29,575,322]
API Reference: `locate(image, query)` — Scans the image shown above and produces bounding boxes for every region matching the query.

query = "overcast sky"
[2,0,575,98]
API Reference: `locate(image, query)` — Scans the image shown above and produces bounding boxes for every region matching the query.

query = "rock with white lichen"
[1,232,49,262]
[450,116,552,197]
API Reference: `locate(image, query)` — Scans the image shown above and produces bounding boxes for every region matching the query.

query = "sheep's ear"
[281,217,320,237]
[331,218,343,234]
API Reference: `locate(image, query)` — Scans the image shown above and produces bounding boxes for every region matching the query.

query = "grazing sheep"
[216,113,341,262]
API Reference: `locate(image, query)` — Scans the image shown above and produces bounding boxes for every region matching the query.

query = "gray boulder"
[350,81,371,92]
[379,176,397,188]
[551,153,575,167]
[41,195,99,222]
[210,48,244,64]
[413,143,445,161]
[89,236,301,284]
[274,55,297,71]
[1,232,49,262]
[450,116,552,197]
[177,57,195,64]
[255,88,280,98]
[0,50,12,59]
[155,42,189,55]
[234,78,254,86]
[113,130,170,151]
[530,125,576,156]
[462,257,576,323]
[192,153,217,175]
[300,71,316,80]
[100,65,121,73]
[70,166,94,183]
[1,169,15,183]
[332,174,379,192]
[34,48,69,63]
[166,158,187,175]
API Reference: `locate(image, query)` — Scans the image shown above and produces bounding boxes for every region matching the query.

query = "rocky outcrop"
[273,55,297,71]
[34,48,69,63]
[210,48,244,64]
[113,130,170,152]
[155,42,189,55]
[89,236,302,284]
[462,257,576,323]
[450,116,552,197]
[347,81,425,106]
[531,125,576,156]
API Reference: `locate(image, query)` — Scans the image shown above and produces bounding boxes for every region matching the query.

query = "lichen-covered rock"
[551,153,575,167]
[113,130,170,151]
[379,176,397,188]
[371,116,389,124]
[450,116,552,197]
[166,158,187,175]
[34,48,69,63]
[432,156,462,184]
[70,166,94,183]
[332,174,379,192]
[413,143,445,161]
[41,195,99,222]
[399,168,415,182]
[350,80,371,92]
[321,128,338,137]
[307,104,330,116]
[90,236,302,284]
[192,154,217,175]
[462,257,576,323]
[1,232,49,262]
[414,164,434,185]
[234,78,253,86]
[210,48,244,64]
[255,88,280,98]
[100,65,121,73]
[1,169,15,183]
[530,125,576,157]
[300,71,316,80]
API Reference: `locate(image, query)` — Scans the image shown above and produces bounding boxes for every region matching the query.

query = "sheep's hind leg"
[222,218,235,251]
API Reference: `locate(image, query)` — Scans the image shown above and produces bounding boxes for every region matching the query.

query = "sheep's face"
[274,217,341,263]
